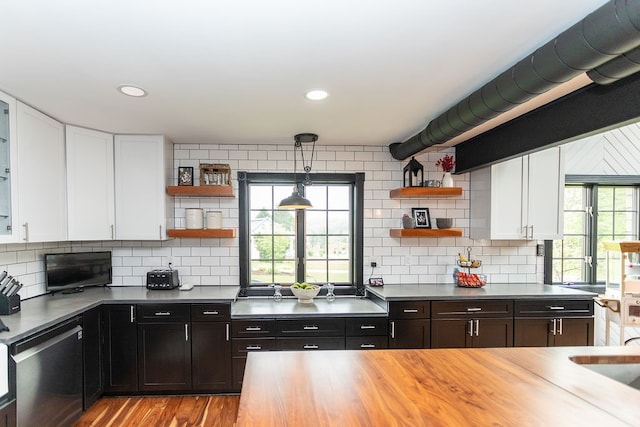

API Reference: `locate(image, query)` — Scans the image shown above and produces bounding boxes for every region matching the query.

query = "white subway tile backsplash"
[0,143,549,300]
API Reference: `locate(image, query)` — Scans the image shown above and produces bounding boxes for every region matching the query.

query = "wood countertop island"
[236,346,640,426]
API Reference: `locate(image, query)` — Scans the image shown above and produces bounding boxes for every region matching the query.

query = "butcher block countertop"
[236,346,640,427]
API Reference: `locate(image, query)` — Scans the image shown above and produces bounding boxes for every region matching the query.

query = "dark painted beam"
[454,71,640,173]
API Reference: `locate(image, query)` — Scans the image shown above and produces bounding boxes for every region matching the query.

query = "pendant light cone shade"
[278,190,312,209]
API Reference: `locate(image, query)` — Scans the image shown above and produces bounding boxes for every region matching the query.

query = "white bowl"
[290,285,320,303]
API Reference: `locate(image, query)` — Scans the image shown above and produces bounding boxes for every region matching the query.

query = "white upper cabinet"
[0,91,19,243]
[470,147,564,240]
[66,125,115,241]
[16,102,67,242]
[114,135,173,240]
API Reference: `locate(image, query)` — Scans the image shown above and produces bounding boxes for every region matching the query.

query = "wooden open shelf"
[167,228,236,238]
[167,185,234,197]
[389,187,462,198]
[389,228,463,238]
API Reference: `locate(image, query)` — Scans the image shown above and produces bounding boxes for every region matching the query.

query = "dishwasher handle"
[12,325,82,362]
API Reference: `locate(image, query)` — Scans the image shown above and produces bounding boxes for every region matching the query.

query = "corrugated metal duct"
[389,0,640,160]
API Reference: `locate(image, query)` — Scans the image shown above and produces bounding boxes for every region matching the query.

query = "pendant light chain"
[299,139,316,186]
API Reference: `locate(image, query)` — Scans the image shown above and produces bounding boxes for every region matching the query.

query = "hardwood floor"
[74,395,240,427]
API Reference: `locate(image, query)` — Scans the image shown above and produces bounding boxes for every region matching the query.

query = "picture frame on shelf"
[412,208,431,228]
[369,277,384,287]
[178,166,194,186]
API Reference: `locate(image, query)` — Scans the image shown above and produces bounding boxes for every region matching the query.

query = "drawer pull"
[466,307,482,312]
[548,306,565,311]
[360,325,376,330]
[303,344,319,349]
[203,310,219,315]
[360,344,376,348]
[154,311,171,316]
[403,309,419,313]
[303,326,319,330]
[245,326,262,331]
[246,345,262,350]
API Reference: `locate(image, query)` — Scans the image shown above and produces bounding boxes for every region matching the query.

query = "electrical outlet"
[370,261,377,268]
[536,244,545,256]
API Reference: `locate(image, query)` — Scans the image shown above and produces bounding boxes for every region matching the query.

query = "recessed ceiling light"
[305,89,328,101]
[118,85,148,97]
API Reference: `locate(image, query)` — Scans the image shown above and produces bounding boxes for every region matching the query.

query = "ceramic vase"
[442,172,454,187]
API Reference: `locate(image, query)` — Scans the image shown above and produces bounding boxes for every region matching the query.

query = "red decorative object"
[435,154,455,172]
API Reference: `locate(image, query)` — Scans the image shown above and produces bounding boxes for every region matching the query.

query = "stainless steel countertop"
[365,283,598,301]
[231,297,387,318]
[0,286,239,344]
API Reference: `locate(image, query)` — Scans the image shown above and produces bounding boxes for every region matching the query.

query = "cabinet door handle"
[557,318,563,335]
[303,326,319,330]
[403,309,418,313]
[548,306,565,311]
[203,311,219,315]
[246,345,262,350]
[551,319,557,335]
[303,344,319,349]
[111,224,114,239]
[390,321,395,339]
[185,324,189,341]
[475,319,480,337]
[360,344,376,349]
[130,305,135,323]
[466,307,482,312]
[226,323,230,341]
[245,326,262,331]
[522,226,527,239]
[529,225,534,239]
[468,320,474,337]
[22,223,29,242]
[360,325,376,330]
[159,225,163,239]
[154,311,171,316]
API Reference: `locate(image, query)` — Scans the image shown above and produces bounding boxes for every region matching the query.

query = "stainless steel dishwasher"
[11,318,83,426]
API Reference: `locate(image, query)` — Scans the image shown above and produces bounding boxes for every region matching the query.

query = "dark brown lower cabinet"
[431,318,513,348]
[514,317,594,347]
[514,299,594,347]
[83,306,103,409]
[102,304,138,394]
[137,322,191,392]
[191,303,232,392]
[388,301,431,349]
[430,300,514,349]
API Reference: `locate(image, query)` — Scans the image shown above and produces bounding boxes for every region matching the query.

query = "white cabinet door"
[66,125,114,240]
[490,156,526,239]
[526,148,564,240]
[0,91,19,243]
[16,102,66,242]
[470,147,563,240]
[114,135,173,240]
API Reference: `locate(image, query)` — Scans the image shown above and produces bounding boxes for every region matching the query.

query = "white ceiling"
[0,0,609,147]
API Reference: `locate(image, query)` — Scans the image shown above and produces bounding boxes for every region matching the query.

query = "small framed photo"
[412,208,431,229]
[369,277,384,287]
[178,167,194,186]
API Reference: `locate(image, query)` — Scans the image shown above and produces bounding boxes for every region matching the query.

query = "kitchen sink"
[570,355,640,390]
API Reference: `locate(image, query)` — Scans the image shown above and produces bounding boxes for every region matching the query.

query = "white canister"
[185,208,204,229]
[206,211,222,229]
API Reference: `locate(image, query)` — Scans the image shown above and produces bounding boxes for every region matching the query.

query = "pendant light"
[278,133,317,209]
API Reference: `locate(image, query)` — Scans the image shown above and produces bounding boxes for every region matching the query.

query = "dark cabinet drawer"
[232,338,277,357]
[514,299,594,317]
[276,337,345,351]
[389,301,430,319]
[276,318,345,337]
[346,336,388,350]
[232,320,276,338]
[432,300,513,318]
[136,304,190,322]
[191,304,230,321]
[346,317,388,336]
